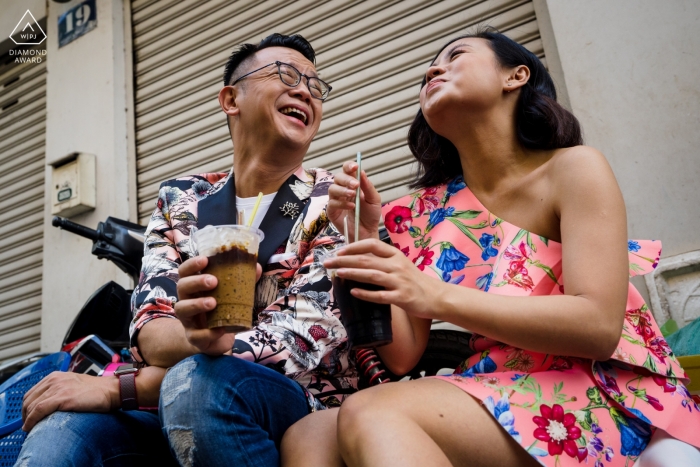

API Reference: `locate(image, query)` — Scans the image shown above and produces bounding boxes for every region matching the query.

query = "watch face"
[114,364,139,376]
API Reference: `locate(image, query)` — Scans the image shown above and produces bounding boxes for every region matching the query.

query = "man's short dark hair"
[223,33,316,86]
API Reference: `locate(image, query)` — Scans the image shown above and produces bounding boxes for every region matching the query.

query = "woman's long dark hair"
[408,28,583,190]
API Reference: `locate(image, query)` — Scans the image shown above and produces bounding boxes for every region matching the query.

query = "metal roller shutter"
[133,0,545,224]
[0,46,46,363]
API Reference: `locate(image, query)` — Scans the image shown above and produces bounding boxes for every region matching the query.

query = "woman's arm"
[326,147,629,361]
[376,305,432,375]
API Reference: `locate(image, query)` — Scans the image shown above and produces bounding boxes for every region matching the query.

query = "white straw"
[354,152,361,243]
[343,215,349,245]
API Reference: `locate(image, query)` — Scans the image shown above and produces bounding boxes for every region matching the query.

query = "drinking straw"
[354,152,361,243]
[246,192,264,227]
[238,211,244,225]
[343,215,349,245]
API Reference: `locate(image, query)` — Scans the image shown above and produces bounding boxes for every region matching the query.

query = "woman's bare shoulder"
[546,146,616,187]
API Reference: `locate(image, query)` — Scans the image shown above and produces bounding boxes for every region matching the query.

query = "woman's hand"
[175,257,262,356]
[328,161,382,242]
[323,239,444,319]
[22,372,118,432]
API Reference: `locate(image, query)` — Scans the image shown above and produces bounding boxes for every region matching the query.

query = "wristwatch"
[101,363,139,411]
[114,364,139,411]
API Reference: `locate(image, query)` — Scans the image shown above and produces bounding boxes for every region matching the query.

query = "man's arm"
[130,182,197,365]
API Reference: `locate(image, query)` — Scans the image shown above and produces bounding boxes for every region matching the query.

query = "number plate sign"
[58,0,97,48]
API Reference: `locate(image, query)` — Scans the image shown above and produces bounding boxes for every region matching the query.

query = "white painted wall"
[539,0,700,258]
[0,0,45,40]
[40,0,135,351]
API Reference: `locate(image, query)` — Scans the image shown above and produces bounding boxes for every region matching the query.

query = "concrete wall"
[0,0,46,40]
[40,0,136,351]
[538,0,700,257]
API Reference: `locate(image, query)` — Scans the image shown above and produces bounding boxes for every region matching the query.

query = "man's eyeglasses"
[231,61,332,101]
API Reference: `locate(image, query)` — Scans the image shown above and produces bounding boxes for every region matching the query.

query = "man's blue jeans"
[159,354,311,467]
[13,410,176,466]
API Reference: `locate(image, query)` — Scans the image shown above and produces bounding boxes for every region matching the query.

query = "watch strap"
[119,371,138,411]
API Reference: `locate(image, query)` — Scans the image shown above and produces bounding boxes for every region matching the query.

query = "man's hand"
[328,161,382,242]
[22,372,119,432]
[175,256,262,355]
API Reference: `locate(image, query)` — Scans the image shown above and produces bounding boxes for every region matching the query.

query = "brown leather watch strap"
[116,368,139,411]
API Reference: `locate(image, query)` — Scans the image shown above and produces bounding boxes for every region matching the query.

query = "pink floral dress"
[382,176,700,466]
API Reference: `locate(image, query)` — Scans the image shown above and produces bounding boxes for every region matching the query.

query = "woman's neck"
[446,108,534,194]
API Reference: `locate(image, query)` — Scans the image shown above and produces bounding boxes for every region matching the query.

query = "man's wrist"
[105,375,121,410]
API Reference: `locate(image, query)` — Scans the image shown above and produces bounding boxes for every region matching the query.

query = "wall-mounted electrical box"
[50,153,96,217]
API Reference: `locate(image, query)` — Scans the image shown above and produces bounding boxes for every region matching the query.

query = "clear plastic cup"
[191,225,264,332]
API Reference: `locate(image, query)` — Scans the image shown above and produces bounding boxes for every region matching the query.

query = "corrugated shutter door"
[133,0,545,224]
[0,48,46,362]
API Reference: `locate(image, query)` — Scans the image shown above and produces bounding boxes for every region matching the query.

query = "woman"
[281,29,700,466]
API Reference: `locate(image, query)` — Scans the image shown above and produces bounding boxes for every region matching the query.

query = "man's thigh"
[160,354,310,467]
[15,410,176,467]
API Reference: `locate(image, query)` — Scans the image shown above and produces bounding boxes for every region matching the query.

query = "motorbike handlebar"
[52,216,100,241]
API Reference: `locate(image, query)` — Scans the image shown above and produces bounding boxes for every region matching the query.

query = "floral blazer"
[130,167,356,408]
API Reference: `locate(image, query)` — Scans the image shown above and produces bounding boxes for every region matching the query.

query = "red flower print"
[413,187,440,215]
[412,248,434,271]
[385,206,412,233]
[294,335,310,352]
[502,241,534,290]
[308,325,328,341]
[647,336,672,363]
[533,404,585,460]
[646,395,664,411]
[549,356,575,371]
[504,261,535,291]
[600,374,622,398]
[394,243,410,257]
[651,374,677,393]
[625,306,655,342]
[503,241,532,262]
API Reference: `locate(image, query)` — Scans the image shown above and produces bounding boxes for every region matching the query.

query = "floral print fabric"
[382,177,700,466]
[130,167,356,408]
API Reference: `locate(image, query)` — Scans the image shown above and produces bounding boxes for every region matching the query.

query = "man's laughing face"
[230,46,324,152]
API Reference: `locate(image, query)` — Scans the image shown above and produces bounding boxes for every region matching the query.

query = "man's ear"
[218,85,240,118]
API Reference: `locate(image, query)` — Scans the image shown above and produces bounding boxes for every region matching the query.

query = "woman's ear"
[218,86,240,118]
[504,65,530,92]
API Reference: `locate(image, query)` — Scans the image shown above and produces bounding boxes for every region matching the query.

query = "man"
[16,33,355,467]
[134,32,356,466]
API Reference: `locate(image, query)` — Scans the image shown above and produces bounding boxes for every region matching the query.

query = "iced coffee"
[192,225,264,332]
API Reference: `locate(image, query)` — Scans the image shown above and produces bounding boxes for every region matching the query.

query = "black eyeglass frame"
[231,61,332,101]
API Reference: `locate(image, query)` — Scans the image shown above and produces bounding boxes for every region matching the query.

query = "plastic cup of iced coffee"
[192,225,264,332]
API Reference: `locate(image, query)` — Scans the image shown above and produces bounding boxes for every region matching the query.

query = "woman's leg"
[281,408,344,467]
[635,429,700,467]
[337,378,540,467]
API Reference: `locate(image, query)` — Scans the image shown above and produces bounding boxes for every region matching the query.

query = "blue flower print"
[476,272,494,292]
[628,240,641,252]
[437,244,470,273]
[483,395,522,443]
[446,175,467,197]
[442,271,465,284]
[479,233,499,260]
[428,207,455,229]
[460,354,497,376]
[616,407,652,457]
[191,180,212,200]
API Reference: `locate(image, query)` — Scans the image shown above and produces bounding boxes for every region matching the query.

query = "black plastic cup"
[332,276,393,349]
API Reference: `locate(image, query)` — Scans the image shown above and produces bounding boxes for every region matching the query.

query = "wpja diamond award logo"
[9,10,47,64]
